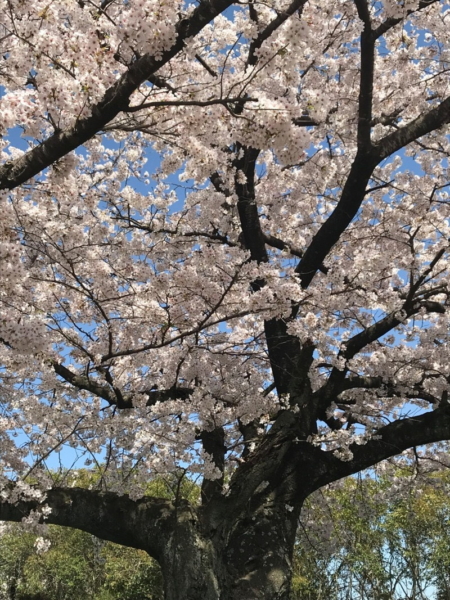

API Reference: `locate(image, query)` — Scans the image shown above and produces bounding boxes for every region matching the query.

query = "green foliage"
[20,527,99,600]
[293,472,450,600]
[99,542,163,600]
[0,524,163,600]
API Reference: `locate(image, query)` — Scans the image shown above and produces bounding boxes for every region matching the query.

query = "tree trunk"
[221,504,298,600]
[158,497,299,600]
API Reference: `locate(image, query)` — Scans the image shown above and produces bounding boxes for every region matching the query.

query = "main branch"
[0,486,174,560]
[315,403,450,488]
[0,0,234,191]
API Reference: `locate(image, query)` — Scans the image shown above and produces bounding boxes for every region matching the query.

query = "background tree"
[0,0,450,599]
[0,522,163,600]
[293,468,450,600]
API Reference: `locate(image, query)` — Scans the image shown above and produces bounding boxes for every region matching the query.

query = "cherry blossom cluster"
[0,0,449,495]
[383,0,420,19]
[0,318,48,354]
[0,0,182,135]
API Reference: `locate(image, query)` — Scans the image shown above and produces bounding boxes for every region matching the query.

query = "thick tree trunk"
[221,505,298,600]
[158,498,299,600]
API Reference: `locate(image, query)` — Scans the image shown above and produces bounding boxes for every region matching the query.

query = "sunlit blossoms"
[0,0,449,507]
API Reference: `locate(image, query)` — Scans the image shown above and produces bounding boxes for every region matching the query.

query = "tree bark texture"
[159,503,299,600]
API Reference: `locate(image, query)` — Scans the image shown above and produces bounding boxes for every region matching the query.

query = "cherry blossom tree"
[0,0,450,598]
